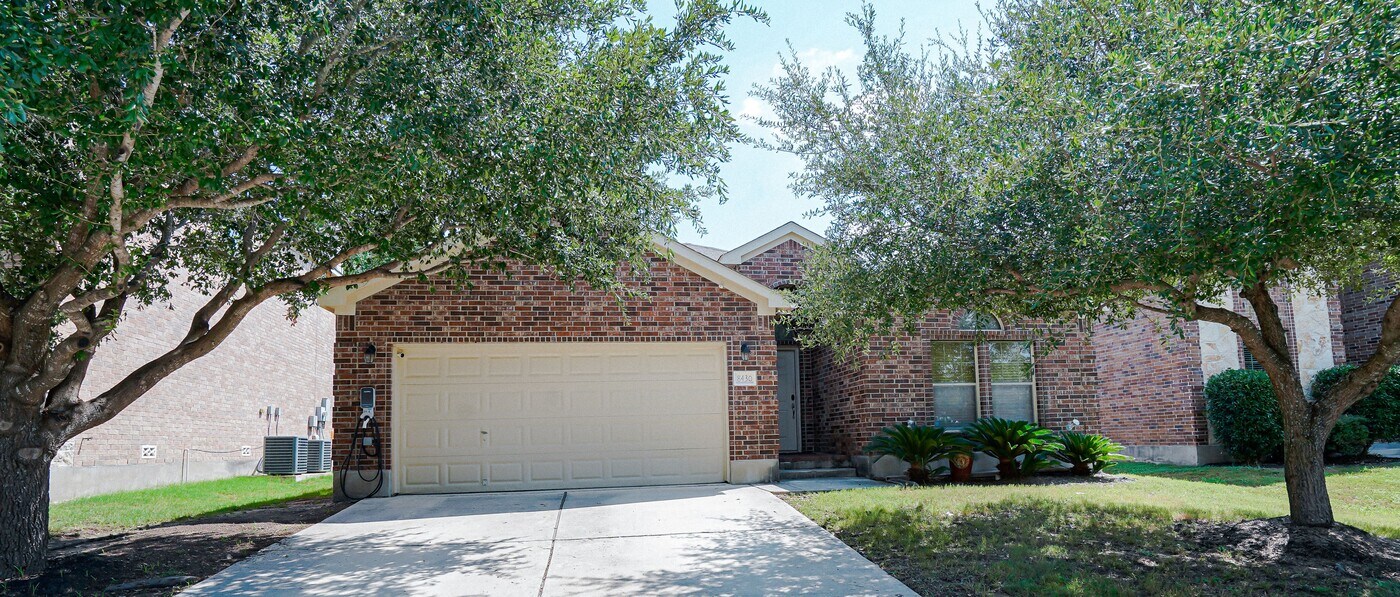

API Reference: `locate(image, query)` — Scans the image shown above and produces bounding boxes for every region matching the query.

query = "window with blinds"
[1241,346,1265,371]
[988,341,1036,422]
[930,342,978,428]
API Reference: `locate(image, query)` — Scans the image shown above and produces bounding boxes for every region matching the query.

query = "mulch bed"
[0,498,347,596]
[1178,516,1400,584]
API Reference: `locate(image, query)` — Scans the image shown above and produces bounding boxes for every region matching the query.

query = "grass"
[788,463,1400,596]
[50,475,332,535]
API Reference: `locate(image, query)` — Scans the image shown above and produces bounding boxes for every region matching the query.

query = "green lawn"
[50,475,332,535]
[788,463,1400,596]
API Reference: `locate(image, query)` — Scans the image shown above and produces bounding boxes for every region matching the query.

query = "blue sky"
[650,1,986,250]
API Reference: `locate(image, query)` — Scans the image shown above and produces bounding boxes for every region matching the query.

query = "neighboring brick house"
[1341,269,1398,365]
[1092,287,1347,465]
[318,222,1101,495]
[51,279,334,501]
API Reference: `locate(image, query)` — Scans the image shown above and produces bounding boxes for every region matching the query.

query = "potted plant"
[865,423,958,484]
[962,417,1062,479]
[947,444,974,482]
[1053,431,1129,476]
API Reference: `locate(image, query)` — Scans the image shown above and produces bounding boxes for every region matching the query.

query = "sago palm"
[962,418,1062,479]
[865,423,958,484]
[1054,431,1129,476]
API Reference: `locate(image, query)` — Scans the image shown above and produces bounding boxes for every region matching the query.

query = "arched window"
[955,311,1003,331]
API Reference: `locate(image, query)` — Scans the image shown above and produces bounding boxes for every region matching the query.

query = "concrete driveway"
[183,484,913,596]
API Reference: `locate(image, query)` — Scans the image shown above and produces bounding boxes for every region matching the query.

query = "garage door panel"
[446,391,481,416]
[447,464,482,485]
[487,356,523,376]
[402,389,443,417]
[402,356,441,378]
[396,342,727,493]
[444,356,481,377]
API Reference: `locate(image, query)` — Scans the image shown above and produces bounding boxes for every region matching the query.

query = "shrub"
[1053,431,1130,476]
[1205,369,1283,464]
[962,418,1062,479]
[865,424,958,484]
[1312,365,1400,443]
[1325,415,1372,458]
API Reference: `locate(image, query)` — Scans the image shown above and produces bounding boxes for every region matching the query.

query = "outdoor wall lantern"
[363,342,377,364]
[740,341,752,356]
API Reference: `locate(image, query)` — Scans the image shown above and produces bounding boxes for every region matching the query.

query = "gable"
[718,221,826,265]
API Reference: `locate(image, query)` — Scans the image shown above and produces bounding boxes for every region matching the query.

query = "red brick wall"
[808,346,867,455]
[808,314,1098,457]
[332,255,780,473]
[1342,270,1397,365]
[1094,315,1208,446]
[731,239,810,288]
[1094,286,1348,449]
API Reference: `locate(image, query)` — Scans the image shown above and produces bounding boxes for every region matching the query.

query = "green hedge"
[1206,365,1400,463]
[1204,370,1283,463]
[1311,365,1400,443]
[1326,415,1372,458]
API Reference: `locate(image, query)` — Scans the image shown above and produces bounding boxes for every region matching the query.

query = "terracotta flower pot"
[949,452,973,482]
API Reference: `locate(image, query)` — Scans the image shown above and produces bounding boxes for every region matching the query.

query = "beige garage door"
[395,342,728,494]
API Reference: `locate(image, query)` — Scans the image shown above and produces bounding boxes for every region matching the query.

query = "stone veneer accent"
[331,254,780,495]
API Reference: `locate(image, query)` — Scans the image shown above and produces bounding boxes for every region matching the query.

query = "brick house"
[1340,269,1398,366]
[1092,288,1347,464]
[320,222,1100,496]
[51,280,334,501]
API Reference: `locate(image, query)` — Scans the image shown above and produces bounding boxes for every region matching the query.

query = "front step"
[779,467,858,480]
[779,454,852,470]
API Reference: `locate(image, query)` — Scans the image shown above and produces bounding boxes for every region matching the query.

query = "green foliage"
[865,423,959,483]
[961,418,1062,478]
[1,0,760,322]
[761,0,1400,355]
[1205,370,1284,464]
[760,0,1400,527]
[1053,431,1129,476]
[1313,365,1400,443]
[1326,415,1373,459]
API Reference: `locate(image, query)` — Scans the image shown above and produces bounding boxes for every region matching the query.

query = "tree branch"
[1316,293,1400,421]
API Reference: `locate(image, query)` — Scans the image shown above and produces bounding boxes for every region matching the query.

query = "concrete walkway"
[183,484,913,596]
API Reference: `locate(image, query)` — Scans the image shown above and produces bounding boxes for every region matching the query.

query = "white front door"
[777,348,800,452]
[394,342,728,494]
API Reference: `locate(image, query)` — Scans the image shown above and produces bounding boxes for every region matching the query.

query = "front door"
[777,348,801,452]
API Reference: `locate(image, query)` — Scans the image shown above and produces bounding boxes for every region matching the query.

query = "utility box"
[306,439,332,473]
[263,436,309,475]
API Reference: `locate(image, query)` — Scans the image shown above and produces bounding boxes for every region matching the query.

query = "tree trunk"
[1280,414,1334,527]
[0,433,51,580]
[1271,376,1336,528]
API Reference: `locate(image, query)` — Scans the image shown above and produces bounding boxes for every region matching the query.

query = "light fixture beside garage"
[362,342,377,364]
[740,341,752,358]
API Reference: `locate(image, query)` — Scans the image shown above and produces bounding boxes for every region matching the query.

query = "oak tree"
[761,1,1399,527]
[0,0,758,576]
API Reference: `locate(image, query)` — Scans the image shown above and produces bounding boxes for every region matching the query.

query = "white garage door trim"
[390,341,729,494]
